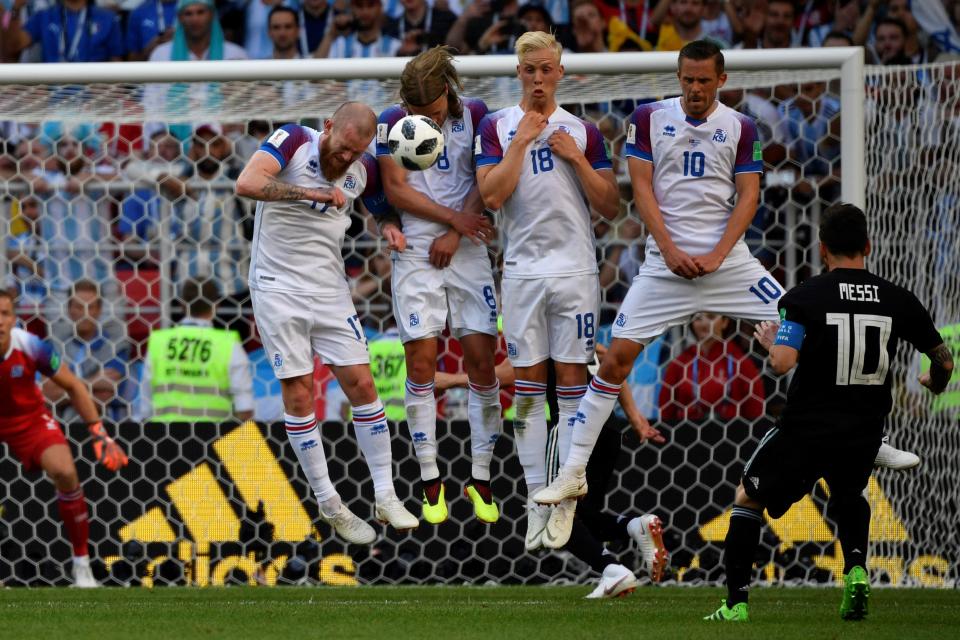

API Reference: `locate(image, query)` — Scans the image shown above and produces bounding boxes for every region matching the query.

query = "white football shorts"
[251,288,370,378]
[392,254,499,344]
[502,273,600,367]
[611,251,783,344]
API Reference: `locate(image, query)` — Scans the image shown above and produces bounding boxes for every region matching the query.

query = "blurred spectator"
[596,0,661,44]
[884,0,940,63]
[300,0,335,53]
[173,123,250,301]
[658,313,764,423]
[267,5,304,57]
[236,0,296,59]
[571,0,608,52]
[316,0,401,57]
[822,29,853,47]
[230,119,272,161]
[700,0,742,46]
[149,0,249,61]
[740,0,793,48]
[135,278,253,422]
[806,0,859,47]
[777,81,841,199]
[127,0,179,60]
[656,0,715,51]
[4,197,48,309]
[1,0,124,63]
[384,0,458,55]
[118,129,189,242]
[448,0,521,54]
[25,136,115,295]
[874,17,911,64]
[44,279,130,422]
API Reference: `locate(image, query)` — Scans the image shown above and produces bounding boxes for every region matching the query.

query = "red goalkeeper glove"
[88,421,129,472]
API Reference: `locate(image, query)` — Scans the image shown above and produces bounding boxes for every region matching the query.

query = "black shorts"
[741,424,882,519]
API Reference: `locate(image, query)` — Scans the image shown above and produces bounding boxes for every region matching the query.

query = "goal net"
[0,51,957,588]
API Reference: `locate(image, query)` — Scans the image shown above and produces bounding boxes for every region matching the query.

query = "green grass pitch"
[2,586,959,640]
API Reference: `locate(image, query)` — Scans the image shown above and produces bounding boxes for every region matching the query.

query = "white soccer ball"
[388,115,445,171]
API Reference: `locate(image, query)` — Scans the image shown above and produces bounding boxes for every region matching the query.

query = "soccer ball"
[388,115,444,171]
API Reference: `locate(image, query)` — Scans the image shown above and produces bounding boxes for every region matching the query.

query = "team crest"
[10,365,23,378]
[273,352,283,368]
[507,342,518,358]
[663,125,676,137]
[452,120,464,133]
[409,313,420,327]
[557,125,570,134]
[712,128,727,143]
[343,175,356,190]
[615,313,626,327]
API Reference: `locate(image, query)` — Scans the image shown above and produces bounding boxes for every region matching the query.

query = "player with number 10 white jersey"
[535,42,783,536]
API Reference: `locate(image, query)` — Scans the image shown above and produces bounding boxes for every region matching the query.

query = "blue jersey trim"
[591,159,614,171]
[258,144,286,169]
[624,147,653,161]
[774,320,805,349]
[734,161,764,174]
[476,156,501,167]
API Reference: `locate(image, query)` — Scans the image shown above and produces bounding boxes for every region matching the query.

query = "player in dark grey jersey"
[705,203,955,623]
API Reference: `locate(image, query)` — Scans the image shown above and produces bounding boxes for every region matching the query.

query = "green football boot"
[464,482,499,523]
[840,565,870,620]
[704,600,749,622]
[421,482,448,525]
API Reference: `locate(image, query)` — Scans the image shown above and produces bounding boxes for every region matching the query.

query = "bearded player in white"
[376,47,503,526]
[475,31,621,552]
[236,102,418,544]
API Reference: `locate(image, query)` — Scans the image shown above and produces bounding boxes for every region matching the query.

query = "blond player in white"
[376,47,503,526]
[236,102,418,544]
[474,31,621,552]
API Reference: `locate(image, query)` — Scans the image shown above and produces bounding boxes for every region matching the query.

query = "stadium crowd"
[1,0,958,424]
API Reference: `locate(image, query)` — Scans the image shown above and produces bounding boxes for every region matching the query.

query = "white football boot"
[319,502,377,544]
[874,438,920,470]
[532,469,587,505]
[627,513,669,582]
[525,500,552,551]
[584,564,639,599]
[374,494,419,531]
[542,498,577,549]
[71,556,99,588]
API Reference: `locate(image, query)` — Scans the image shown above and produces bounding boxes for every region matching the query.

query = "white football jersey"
[625,97,763,260]
[476,105,612,279]
[376,98,489,262]
[248,124,388,297]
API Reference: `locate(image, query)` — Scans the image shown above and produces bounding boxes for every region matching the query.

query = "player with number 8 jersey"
[375,47,502,526]
[475,31,621,551]
[237,102,418,543]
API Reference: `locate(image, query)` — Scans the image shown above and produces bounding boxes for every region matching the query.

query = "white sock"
[404,378,440,481]
[564,377,621,473]
[513,380,548,494]
[468,379,502,481]
[556,384,587,469]
[352,400,395,499]
[285,413,338,503]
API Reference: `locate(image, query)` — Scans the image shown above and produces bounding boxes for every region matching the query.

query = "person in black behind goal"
[705,202,955,623]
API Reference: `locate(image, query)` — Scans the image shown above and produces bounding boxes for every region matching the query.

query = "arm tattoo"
[927,343,955,395]
[261,177,312,202]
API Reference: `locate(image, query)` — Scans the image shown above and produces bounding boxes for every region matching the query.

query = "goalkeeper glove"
[88,421,129,472]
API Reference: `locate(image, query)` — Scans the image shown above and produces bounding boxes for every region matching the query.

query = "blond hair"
[515,31,562,63]
[400,46,464,119]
